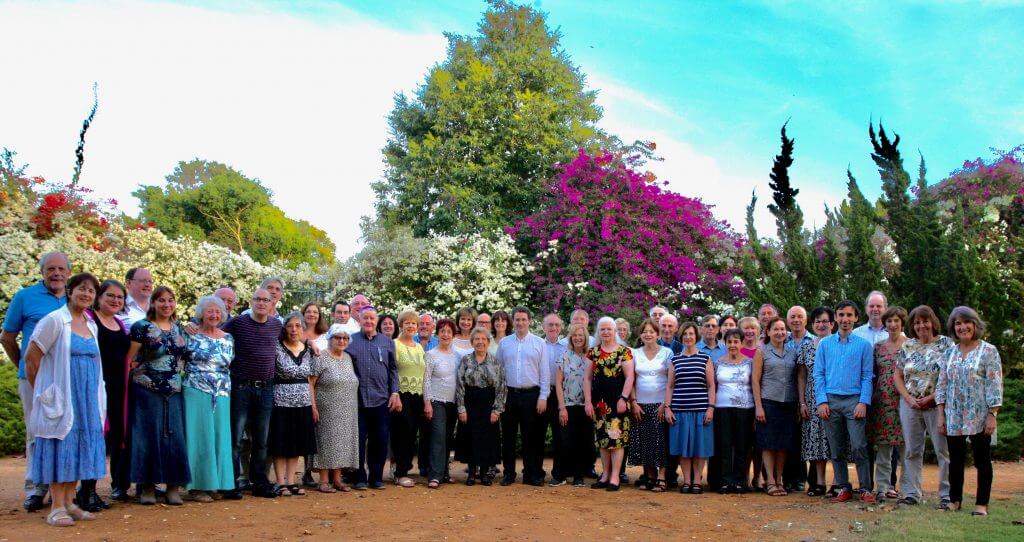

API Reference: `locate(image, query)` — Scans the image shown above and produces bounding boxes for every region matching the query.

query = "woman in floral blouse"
[868,306,907,501]
[126,286,190,505]
[182,296,235,502]
[584,317,635,492]
[937,306,1002,516]
[556,324,597,487]
[893,305,953,507]
[456,327,506,486]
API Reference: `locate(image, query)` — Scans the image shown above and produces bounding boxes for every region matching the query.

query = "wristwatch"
[989,411,998,418]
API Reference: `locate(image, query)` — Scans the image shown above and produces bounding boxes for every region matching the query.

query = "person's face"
[476,313,491,331]
[381,318,396,336]
[954,318,975,342]
[41,255,70,295]
[127,269,153,300]
[836,306,858,333]
[598,321,616,343]
[742,324,759,343]
[493,317,508,334]
[285,318,304,342]
[154,291,176,319]
[458,315,474,333]
[649,308,665,323]
[543,316,562,341]
[418,315,435,338]
[333,304,351,324]
[885,315,903,335]
[471,333,489,352]
[264,281,283,305]
[812,313,833,338]
[216,290,237,314]
[721,319,737,333]
[913,317,934,341]
[725,335,742,356]
[437,324,453,346]
[202,304,224,328]
[787,308,806,335]
[867,295,886,323]
[351,296,368,315]
[571,312,589,327]
[329,334,350,354]
[69,281,95,311]
[758,306,777,327]
[769,321,788,344]
[680,326,697,347]
[616,322,629,341]
[97,287,125,315]
[571,329,587,349]
[513,312,530,334]
[400,317,418,338]
[361,309,378,334]
[303,305,321,327]
[251,289,272,318]
[701,319,719,343]
[640,324,658,345]
[660,318,678,341]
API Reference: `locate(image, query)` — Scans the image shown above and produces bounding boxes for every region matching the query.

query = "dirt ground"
[0,456,1020,541]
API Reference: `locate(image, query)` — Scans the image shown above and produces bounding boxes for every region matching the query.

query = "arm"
[704,359,716,424]
[309,369,320,424]
[422,355,434,420]
[752,350,765,423]
[935,355,948,435]
[812,340,827,406]
[25,342,44,386]
[555,364,568,426]
[537,342,551,409]
[455,360,467,417]
[855,342,873,418]
[1,293,25,368]
[492,360,507,418]
[983,345,1003,436]
[387,346,402,412]
[663,359,675,425]
[0,331,20,369]
[797,363,809,419]
[583,356,595,419]
[617,358,634,414]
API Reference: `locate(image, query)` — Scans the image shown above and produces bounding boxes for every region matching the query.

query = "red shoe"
[860,490,878,503]
[830,488,853,503]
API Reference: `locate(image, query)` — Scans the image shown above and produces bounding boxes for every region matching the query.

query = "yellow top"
[395,340,426,394]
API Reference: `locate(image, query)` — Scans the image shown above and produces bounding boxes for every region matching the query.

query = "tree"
[511,149,743,324]
[373,0,607,237]
[840,169,884,306]
[134,160,335,267]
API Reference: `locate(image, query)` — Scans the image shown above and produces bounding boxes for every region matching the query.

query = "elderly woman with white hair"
[310,326,360,492]
[268,312,318,496]
[182,295,235,502]
[936,306,1003,516]
[584,316,636,491]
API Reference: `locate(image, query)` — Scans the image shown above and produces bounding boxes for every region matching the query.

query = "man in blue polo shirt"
[1,251,69,512]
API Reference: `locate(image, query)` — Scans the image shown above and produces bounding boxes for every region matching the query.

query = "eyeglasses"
[252,297,272,303]
[813,319,832,325]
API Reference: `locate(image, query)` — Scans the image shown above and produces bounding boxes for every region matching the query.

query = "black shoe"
[253,484,277,498]
[525,478,544,487]
[222,489,243,500]
[466,477,476,487]
[620,474,629,484]
[666,479,679,489]
[500,475,516,486]
[573,478,586,487]
[76,488,100,513]
[369,482,385,490]
[23,494,44,513]
[110,487,129,501]
[591,480,609,489]
[236,479,253,492]
[90,490,111,510]
[353,482,368,491]
[301,473,317,489]
[481,475,493,486]
[606,483,620,492]
[548,478,567,487]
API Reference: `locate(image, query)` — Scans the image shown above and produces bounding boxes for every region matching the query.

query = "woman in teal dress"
[183,295,235,502]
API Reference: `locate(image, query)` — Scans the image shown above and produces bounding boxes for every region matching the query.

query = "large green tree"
[134,159,335,267]
[373,0,607,237]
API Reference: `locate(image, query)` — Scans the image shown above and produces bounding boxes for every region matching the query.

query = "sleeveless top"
[714,358,754,408]
[669,351,711,411]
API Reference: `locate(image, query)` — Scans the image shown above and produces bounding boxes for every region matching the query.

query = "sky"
[2,0,1022,260]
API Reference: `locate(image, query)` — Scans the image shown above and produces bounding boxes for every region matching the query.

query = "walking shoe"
[859,490,878,503]
[573,478,586,487]
[548,478,567,487]
[221,489,243,500]
[500,475,516,486]
[829,488,853,503]
[23,494,45,513]
[353,483,368,491]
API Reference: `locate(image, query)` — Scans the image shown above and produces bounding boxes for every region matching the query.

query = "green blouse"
[395,340,426,395]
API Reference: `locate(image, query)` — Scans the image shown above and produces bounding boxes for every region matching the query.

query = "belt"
[508,386,540,393]
[274,378,308,385]
[234,379,273,388]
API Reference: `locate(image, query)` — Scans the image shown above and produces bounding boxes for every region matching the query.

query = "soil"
[0,457,1020,541]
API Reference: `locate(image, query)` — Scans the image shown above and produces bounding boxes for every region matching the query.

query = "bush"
[994,377,1023,461]
[0,361,24,455]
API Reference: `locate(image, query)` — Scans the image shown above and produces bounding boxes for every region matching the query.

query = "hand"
[664,409,675,425]
[854,403,868,419]
[703,407,714,424]
[183,322,199,336]
[937,413,946,435]
[984,413,997,436]
[656,404,665,422]
[755,407,766,423]
[423,403,433,420]
[616,397,627,414]
[388,393,402,412]
[490,412,499,424]
[918,395,936,410]
[536,399,547,415]
[458,411,468,424]
[559,407,568,427]
[311,406,320,424]
[799,404,809,420]
[585,403,595,420]
[631,402,642,421]
[307,341,321,356]
[817,403,830,420]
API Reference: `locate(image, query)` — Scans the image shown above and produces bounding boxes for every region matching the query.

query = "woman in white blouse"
[423,319,461,488]
[627,319,673,492]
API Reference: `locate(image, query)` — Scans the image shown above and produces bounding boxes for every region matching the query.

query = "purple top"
[223,314,282,382]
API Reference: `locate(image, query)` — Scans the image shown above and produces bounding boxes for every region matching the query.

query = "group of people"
[2,252,1003,528]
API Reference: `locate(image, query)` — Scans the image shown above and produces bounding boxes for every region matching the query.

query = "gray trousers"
[899,399,950,500]
[824,393,871,491]
[19,379,49,498]
[427,400,457,481]
[874,443,904,494]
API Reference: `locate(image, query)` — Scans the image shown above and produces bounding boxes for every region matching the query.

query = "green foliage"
[135,159,335,267]
[373,0,606,237]
[841,168,885,305]
[863,496,1024,541]
[994,378,1023,461]
[0,362,23,455]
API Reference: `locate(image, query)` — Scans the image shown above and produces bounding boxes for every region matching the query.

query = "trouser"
[783,414,807,488]
[355,404,390,485]
[502,387,544,481]
[560,406,595,480]
[539,387,566,480]
[715,407,754,487]
[237,430,251,482]
[899,399,950,500]
[823,394,871,491]
[390,393,430,478]
[427,401,457,481]
[867,441,900,489]
[230,381,274,489]
[948,432,993,506]
[874,443,905,494]
[19,379,49,498]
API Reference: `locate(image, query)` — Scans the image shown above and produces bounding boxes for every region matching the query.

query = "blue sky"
[2,0,1022,258]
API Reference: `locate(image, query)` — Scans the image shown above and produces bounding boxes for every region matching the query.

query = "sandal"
[428,480,440,489]
[885,489,900,499]
[47,508,75,527]
[897,496,918,505]
[318,483,337,493]
[767,484,788,496]
[275,485,293,497]
[333,482,352,493]
[288,484,306,496]
[825,485,840,498]
[807,484,826,497]
[692,484,704,494]
[651,479,666,493]
[67,505,96,521]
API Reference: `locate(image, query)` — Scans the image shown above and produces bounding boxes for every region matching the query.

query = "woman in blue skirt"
[665,321,716,494]
[25,273,107,527]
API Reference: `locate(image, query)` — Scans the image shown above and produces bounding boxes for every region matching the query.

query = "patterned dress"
[589,345,633,449]
[796,339,830,461]
[936,341,1003,437]
[310,352,360,470]
[868,341,905,446]
[268,343,317,457]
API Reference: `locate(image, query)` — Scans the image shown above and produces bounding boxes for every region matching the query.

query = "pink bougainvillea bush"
[509,149,745,323]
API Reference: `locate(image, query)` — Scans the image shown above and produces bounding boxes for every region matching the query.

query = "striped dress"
[667,350,714,458]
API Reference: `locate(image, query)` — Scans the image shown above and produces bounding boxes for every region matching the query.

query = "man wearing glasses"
[117,267,154,327]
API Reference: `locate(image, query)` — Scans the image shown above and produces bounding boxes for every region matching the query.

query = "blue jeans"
[355,404,390,485]
[230,381,274,489]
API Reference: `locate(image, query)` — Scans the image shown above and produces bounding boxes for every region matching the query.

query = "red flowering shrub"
[510,149,744,323]
[31,180,114,239]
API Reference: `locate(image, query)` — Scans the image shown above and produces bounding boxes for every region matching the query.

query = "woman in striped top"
[664,322,716,494]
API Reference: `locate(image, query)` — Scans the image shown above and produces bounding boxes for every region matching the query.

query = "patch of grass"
[862,496,1024,541]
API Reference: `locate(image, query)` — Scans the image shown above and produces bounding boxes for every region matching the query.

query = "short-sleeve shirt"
[2,281,66,378]
[898,336,954,399]
[557,350,588,407]
[759,344,798,402]
[130,319,187,395]
[222,314,282,382]
[669,351,711,411]
[184,333,234,400]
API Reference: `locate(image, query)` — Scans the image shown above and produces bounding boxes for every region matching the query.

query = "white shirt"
[495,332,550,399]
[117,294,148,328]
[557,335,598,348]
[28,306,106,439]
[337,318,361,336]
[424,348,460,403]
[631,346,673,404]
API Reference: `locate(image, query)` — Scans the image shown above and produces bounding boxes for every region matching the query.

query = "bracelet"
[619,396,628,402]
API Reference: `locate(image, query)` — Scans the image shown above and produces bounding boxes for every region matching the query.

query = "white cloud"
[0,0,447,260]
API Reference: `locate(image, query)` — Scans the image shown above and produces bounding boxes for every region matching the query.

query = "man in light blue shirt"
[414,313,439,351]
[696,315,726,362]
[813,300,876,503]
[852,291,889,345]
[1,251,69,512]
[495,306,549,486]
